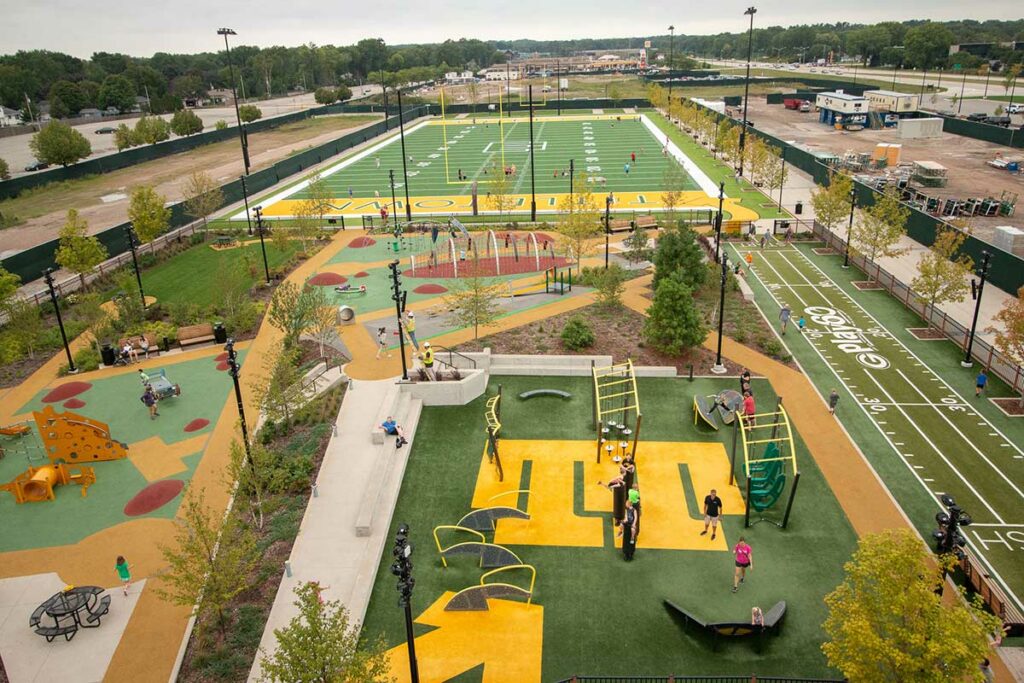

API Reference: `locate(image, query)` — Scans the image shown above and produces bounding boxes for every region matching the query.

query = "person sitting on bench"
[380,416,408,448]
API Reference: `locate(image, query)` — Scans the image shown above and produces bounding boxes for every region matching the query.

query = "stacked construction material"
[911,161,948,188]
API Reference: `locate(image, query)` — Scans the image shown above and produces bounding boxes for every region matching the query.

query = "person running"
[141,386,159,419]
[745,252,754,266]
[624,162,630,175]
[760,232,769,250]
[380,416,409,448]
[976,370,988,397]
[138,368,151,386]
[828,389,840,415]
[779,304,792,334]
[622,499,639,561]
[115,556,132,596]
[701,488,724,540]
[376,327,391,360]
[732,536,753,592]
[630,151,636,164]
[422,342,436,381]
[375,156,381,168]
[797,316,806,333]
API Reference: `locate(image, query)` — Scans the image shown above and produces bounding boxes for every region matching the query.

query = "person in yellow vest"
[422,342,436,381]
[403,311,419,350]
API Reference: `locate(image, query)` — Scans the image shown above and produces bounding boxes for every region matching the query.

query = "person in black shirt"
[700,489,724,540]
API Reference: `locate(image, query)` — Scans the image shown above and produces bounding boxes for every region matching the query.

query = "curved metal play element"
[457,505,530,532]
[444,563,537,612]
[486,489,531,505]
[482,564,536,601]
[442,542,522,569]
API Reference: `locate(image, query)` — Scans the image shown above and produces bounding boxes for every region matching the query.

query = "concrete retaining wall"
[397,369,487,406]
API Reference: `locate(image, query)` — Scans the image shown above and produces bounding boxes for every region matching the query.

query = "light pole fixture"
[737,6,757,177]
[932,494,972,559]
[43,268,75,374]
[843,187,856,268]
[505,50,513,111]
[712,253,729,374]
[253,206,271,283]
[556,57,562,116]
[604,195,612,269]
[240,174,254,236]
[217,28,251,175]
[389,170,400,232]
[224,338,252,459]
[391,524,420,683]
[388,260,409,381]
[528,85,537,221]
[962,250,991,368]
[569,158,575,200]
[714,181,725,264]
[958,70,968,114]
[123,224,146,310]
[668,25,675,109]
[396,89,413,222]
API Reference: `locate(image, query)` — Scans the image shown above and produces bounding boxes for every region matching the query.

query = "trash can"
[213,322,228,344]
[795,201,803,215]
[162,336,171,352]
[101,344,116,367]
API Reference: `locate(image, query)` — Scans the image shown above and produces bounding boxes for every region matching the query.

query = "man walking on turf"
[701,489,723,540]
[828,388,840,415]
[976,369,988,397]
[779,304,792,334]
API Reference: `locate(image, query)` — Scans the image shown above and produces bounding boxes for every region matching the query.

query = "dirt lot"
[745,98,1024,241]
[0,114,381,253]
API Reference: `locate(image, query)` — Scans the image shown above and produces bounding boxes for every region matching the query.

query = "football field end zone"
[233,113,733,221]
[733,243,1024,615]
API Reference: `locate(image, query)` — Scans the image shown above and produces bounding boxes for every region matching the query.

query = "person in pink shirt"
[742,391,756,426]
[733,536,753,593]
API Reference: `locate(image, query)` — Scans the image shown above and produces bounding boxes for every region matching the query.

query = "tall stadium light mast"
[667,26,675,108]
[737,6,757,177]
[217,28,251,175]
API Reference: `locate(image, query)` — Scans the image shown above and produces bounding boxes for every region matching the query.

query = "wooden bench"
[960,550,1024,636]
[635,215,658,230]
[118,333,160,358]
[178,323,216,349]
[609,219,633,233]
[518,389,572,400]
[86,595,111,625]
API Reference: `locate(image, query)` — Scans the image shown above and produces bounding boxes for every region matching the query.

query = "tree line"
[0,37,505,117]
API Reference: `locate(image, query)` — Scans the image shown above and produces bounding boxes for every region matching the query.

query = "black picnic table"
[30,586,110,642]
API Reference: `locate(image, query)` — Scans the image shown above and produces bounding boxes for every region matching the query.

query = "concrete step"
[355,392,412,537]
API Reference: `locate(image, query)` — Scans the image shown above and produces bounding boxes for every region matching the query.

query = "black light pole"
[932,494,972,559]
[738,6,757,177]
[240,175,254,236]
[224,339,251,459]
[556,58,562,116]
[604,195,612,269]
[389,170,400,232]
[958,70,968,114]
[569,159,575,199]
[712,253,729,374]
[388,260,409,381]
[123,224,146,309]
[528,85,537,221]
[217,28,251,175]
[668,25,675,109]
[43,268,75,373]
[391,524,420,683]
[253,206,271,283]
[843,187,856,268]
[778,146,787,210]
[962,250,991,368]
[396,89,413,222]
[714,181,725,263]
[505,50,513,110]
[984,68,991,98]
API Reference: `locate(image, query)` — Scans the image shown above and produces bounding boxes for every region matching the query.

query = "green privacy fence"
[687,100,1024,295]
[934,114,1023,148]
[2,108,427,284]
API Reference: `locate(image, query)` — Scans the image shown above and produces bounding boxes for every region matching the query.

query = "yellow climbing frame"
[592,360,640,430]
[737,406,797,478]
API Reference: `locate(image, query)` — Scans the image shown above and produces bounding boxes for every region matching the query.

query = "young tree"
[6,299,45,359]
[29,121,92,167]
[256,341,303,425]
[0,157,10,180]
[763,145,788,209]
[114,123,140,151]
[258,581,391,683]
[296,283,336,356]
[822,528,1001,682]
[714,119,733,160]
[556,171,602,273]
[442,265,505,339]
[988,286,1024,407]
[305,173,335,230]
[853,186,910,273]
[314,87,339,104]
[224,439,280,531]
[169,109,204,136]
[910,228,973,330]
[239,104,263,123]
[652,224,706,291]
[623,225,650,266]
[485,163,515,222]
[134,115,171,145]
[661,164,688,224]
[181,170,224,228]
[810,171,854,234]
[643,272,707,355]
[293,199,321,254]
[128,185,171,242]
[334,85,353,102]
[0,265,21,313]
[54,209,108,288]
[1002,64,1021,96]
[155,487,259,634]
[268,281,322,347]
[592,264,627,307]
[215,120,229,131]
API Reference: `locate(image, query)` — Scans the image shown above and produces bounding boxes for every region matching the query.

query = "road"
[0,85,380,179]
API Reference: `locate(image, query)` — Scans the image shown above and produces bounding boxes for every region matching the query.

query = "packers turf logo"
[804,306,890,370]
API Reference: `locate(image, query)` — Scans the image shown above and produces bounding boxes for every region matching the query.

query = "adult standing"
[422,341,436,381]
[743,391,756,426]
[779,303,792,334]
[976,370,988,397]
[622,499,639,561]
[828,388,840,415]
[701,488,724,540]
[732,536,753,592]
[403,311,419,350]
[740,368,752,395]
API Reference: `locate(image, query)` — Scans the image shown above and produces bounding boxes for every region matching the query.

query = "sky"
[1,0,1021,58]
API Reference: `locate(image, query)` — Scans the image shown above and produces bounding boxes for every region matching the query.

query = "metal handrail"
[432,344,477,370]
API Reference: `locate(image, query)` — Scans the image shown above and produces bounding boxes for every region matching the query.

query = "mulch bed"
[907,327,946,340]
[991,398,1024,416]
[852,280,884,291]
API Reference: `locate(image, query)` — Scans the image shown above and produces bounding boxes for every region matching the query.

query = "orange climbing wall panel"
[32,405,129,464]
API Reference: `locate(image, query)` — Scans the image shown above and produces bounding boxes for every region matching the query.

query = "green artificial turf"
[142,241,295,307]
[731,240,1024,616]
[360,375,856,679]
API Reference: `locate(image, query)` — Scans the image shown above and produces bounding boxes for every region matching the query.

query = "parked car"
[1006,104,1023,114]
[24,160,49,172]
[965,112,989,122]
[95,126,117,134]
[984,116,1012,127]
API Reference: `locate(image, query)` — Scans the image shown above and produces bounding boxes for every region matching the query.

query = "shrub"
[561,315,595,350]
[168,301,206,327]
[190,232,207,246]
[760,337,783,358]
[73,345,101,372]
[142,320,178,343]
[593,264,627,307]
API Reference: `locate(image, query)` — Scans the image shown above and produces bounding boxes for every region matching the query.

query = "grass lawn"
[733,241,1024,617]
[142,240,296,307]
[360,375,856,680]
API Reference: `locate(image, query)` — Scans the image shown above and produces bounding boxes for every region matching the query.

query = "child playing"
[797,316,806,333]
[115,556,131,596]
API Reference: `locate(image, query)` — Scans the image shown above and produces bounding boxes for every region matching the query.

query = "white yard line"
[639,114,719,196]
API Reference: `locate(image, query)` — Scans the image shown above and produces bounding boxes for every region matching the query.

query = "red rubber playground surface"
[405,255,572,279]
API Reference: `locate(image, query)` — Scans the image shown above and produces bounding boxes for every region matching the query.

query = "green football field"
[254,115,714,219]
[732,240,1024,616]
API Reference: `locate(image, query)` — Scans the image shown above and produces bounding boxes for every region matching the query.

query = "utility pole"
[389,170,400,232]
[253,206,271,283]
[397,89,413,221]
[712,253,729,374]
[388,260,409,381]
[737,6,757,177]
[962,251,991,368]
[391,524,420,683]
[43,268,75,373]
[123,224,146,310]
[604,195,612,269]
[528,85,537,221]
[714,181,725,263]
[224,339,251,459]
[843,188,856,268]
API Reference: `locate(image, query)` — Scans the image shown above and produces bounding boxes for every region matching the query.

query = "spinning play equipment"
[33,405,129,464]
[1,463,96,503]
[728,398,800,528]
